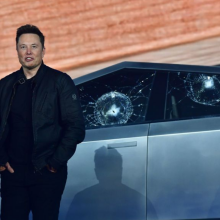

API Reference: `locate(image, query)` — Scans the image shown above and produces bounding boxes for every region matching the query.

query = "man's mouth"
[25,57,34,62]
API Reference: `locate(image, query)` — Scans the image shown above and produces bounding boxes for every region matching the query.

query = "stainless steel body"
[148,117,220,219]
[61,62,220,220]
[61,124,149,220]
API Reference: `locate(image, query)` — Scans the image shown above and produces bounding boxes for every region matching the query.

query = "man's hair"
[16,24,45,49]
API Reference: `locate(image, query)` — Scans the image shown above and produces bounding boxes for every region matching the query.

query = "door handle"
[107,141,137,149]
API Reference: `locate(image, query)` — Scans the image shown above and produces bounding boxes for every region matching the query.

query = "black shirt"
[7,75,35,164]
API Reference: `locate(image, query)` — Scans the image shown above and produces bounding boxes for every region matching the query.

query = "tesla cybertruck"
[61,62,220,220]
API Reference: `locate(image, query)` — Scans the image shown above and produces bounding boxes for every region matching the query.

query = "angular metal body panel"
[64,62,220,220]
[61,124,149,220]
[148,117,220,219]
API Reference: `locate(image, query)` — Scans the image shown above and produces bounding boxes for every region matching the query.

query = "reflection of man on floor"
[66,146,157,220]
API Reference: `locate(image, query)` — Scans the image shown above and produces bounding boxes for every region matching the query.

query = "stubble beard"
[21,60,42,71]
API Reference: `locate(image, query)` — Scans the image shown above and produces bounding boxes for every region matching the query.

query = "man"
[0,24,85,220]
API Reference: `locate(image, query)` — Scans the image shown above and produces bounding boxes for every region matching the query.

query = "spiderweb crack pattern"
[166,71,220,119]
[168,72,220,106]
[77,70,155,128]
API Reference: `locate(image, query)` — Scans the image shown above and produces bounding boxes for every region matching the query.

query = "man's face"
[17,33,45,71]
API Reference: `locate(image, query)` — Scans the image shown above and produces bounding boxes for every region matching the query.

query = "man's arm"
[47,73,85,170]
[0,80,14,173]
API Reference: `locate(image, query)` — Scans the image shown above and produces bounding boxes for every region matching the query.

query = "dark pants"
[1,162,67,220]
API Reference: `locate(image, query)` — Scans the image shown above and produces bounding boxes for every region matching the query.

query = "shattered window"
[76,68,155,129]
[166,71,220,120]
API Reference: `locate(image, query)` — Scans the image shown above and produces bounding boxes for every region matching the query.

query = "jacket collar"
[16,61,47,85]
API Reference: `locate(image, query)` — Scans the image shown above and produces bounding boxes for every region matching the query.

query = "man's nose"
[26,47,32,54]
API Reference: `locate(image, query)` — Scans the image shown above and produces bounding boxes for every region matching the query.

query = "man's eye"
[20,46,26,49]
[32,45,37,49]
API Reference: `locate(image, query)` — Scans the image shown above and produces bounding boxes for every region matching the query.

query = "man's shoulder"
[44,64,73,84]
[44,64,70,80]
[0,70,20,84]
[1,70,19,80]
[44,64,64,76]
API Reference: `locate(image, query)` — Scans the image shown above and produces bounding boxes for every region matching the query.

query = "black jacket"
[0,63,85,171]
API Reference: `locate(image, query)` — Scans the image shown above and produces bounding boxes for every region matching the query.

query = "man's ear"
[42,47,46,58]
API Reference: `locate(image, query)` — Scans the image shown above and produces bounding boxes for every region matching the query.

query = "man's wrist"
[0,164,6,172]
[46,164,57,173]
[46,157,62,171]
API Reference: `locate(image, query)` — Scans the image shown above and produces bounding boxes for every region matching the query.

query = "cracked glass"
[166,71,220,120]
[76,68,156,129]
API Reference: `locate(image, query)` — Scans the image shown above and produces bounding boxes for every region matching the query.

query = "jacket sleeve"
[0,79,9,166]
[0,133,9,166]
[47,73,85,170]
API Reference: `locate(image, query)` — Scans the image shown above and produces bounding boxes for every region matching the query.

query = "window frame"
[74,62,220,127]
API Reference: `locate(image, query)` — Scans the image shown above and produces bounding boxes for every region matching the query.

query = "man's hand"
[0,162,14,173]
[0,165,5,172]
[46,164,57,173]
